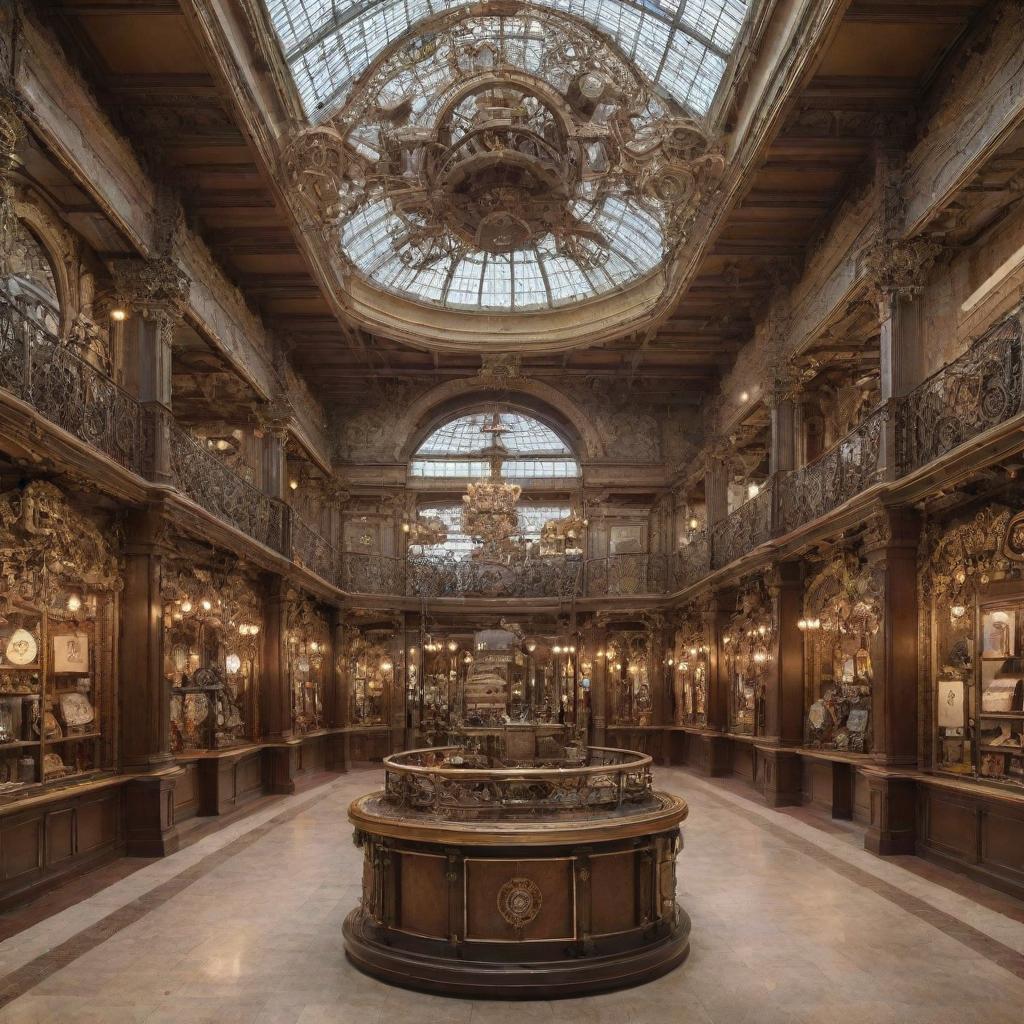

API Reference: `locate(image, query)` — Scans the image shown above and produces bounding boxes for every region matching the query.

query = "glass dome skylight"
[265,0,748,121]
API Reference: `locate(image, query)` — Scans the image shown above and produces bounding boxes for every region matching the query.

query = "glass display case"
[722,585,773,736]
[921,506,1010,781]
[671,616,707,727]
[164,568,261,753]
[801,556,880,754]
[347,629,397,726]
[976,596,1024,784]
[0,481,120,798]
[603,632,653,727]
[287,592,329,734]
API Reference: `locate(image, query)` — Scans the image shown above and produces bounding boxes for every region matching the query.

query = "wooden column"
[261,576,297,793]
[759,562,804,807]
[699,591,732,776]
[120,504,179,856]
[704,453,729,527]
[864,505,920,766]
[862,507,920,851]
[110,259,187,486]
[327,606,349,771]
[767,391,796,475]
[588,625,608,747]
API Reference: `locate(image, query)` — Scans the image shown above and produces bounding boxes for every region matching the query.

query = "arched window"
[409,410,579,481]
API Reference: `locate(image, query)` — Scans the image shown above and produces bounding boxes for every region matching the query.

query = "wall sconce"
[747,482,760,500]
[380,660,393,673]
[526,640,537,653]
[740,391,749,402]
[110,308,127,322]
[797,617,821,631]
[66,592,82,613]
[753,650,768,665]
[950,604,967,620]
[553,645,562,654]
[201,599,212,612]
[225,653,241,674]
[447,640,458,653]
[180,599,193,613]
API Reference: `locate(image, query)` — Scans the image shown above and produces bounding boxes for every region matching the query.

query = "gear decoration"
[497,876,543,929]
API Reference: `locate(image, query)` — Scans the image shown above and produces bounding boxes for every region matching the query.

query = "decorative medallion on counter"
[497,876,543,930]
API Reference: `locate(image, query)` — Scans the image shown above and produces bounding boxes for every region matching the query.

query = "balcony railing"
[777,404,886,535]
[291,515,338,587]
[341,550,406,595]
[167,419,286,553]
[2,291,1023,599]
[0,295,145,474]
[897,313,1023,476]
[407,552,583,599]
[711,478,775,569]
[674,532,710,590]
[584,553,674,597]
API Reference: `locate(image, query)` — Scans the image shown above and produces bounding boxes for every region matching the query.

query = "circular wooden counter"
[343,746,690,998]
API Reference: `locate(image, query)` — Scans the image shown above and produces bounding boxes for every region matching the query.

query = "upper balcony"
[0,294,1020,601]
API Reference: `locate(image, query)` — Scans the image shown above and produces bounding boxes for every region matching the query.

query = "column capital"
[109,256,190,326]
[862,235,944,305]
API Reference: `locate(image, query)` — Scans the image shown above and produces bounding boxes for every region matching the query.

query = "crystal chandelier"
[461,411,522,558]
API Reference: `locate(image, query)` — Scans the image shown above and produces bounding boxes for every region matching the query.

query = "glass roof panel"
[263,0,749,121]
[415,412,572,456]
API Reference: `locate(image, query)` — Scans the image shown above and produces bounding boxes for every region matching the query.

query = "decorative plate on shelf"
[5,628,37,666]
[59,692,94,728]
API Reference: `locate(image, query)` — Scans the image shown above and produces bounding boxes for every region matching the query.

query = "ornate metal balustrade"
[710,478,775,570]
[584,553,674,596]
[777,405,886,535]
[673,532,710,591]
[898,312,1023,476]
[291,514,338,586]
[382,745,655,820]
[167,420,286,552]
[0,295,145,473]
[406,552,583,599]
[341,550,406,594]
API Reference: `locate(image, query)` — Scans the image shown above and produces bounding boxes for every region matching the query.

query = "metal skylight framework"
[410,412,579,480]
[265,0,748,120]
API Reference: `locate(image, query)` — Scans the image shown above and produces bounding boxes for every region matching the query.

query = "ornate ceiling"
[39,0,997,409]
[266,1,747,122]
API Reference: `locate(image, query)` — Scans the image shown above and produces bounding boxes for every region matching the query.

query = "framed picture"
[936,678,965,729]
[53,633,89,674]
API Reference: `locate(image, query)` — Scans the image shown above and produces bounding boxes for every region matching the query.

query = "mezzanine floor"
[0,767,1020,1024]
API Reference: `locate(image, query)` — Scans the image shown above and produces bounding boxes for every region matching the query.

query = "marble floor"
[0,767,1021,1023]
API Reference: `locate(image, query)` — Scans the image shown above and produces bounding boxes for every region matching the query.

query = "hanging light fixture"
[461,409,522,557]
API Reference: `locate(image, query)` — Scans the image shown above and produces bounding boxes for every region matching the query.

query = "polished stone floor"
[0,766,1022,1023]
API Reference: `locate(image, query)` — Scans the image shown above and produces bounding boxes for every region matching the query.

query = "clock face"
[5,628,37,666]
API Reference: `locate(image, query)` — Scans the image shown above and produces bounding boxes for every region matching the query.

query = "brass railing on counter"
[381,745,654,818]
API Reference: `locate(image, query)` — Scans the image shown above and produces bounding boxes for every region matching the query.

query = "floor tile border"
[0,780,344,1009]
[681,772,1024,979]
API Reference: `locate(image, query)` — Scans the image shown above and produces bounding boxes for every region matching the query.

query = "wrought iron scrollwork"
[0,295,144,473]
[291,514,338,586]
[407,553,582,599]
[898,313,1023,474]
[777,406,885,535]
[167,420,286,552]
[710,479,775,569]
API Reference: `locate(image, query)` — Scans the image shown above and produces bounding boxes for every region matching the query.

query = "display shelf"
[0,739,40,749]
[979,712,1024,719]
